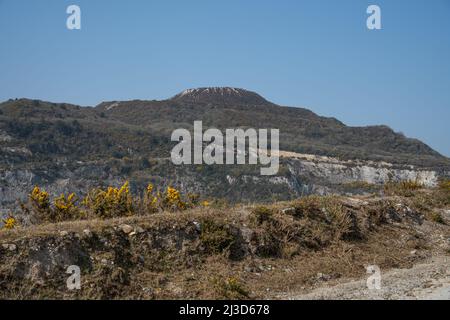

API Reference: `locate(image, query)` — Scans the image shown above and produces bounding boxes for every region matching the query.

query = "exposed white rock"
[281,151,439,187]
[105,102,120,110]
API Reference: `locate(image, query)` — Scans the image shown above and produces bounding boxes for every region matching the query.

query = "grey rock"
[2,243,17,251]
[193,221,201,232]
[119,224,133,234]
[135,226,145,234]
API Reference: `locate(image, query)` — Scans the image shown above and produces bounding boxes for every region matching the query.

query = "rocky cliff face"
[0,151,445,215]
[0,89,449,214]
[282,151,439,187]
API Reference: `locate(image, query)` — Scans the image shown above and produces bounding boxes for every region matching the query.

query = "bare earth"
[283,255,449,300]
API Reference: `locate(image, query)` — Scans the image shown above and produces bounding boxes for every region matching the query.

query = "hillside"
[0,88,449,211]
[96,88,446,166]
[2,88,447,167]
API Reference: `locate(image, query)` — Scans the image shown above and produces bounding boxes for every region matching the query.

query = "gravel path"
[287,256,450,300]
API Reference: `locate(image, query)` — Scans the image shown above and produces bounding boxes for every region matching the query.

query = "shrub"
[327,202,355,240]
[29,186,53,222]
[23,182,210,224]
[30,186,50,210]
[292,195,328,220]
[163,186,186,210]
[301,196,359,240]
[213,276,249,299]
[200,219,235,254]
[141,185,196,212]
[83,181,134,218]
[141,183,159,214]
[54,193,82,221]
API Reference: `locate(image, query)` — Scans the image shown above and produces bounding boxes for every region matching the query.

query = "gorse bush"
[142,184,203,213]
[83,182,133,219]
[29,186,52,222]
[30,186,50,208]
[164,186,185,210]
[54,193,82,221]
[143,183,159,214]
[21,182,209,224]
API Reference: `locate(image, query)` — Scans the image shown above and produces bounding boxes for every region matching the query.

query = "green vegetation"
[200,219,235,254]
[212,276,250,299]
[250,206,274,225]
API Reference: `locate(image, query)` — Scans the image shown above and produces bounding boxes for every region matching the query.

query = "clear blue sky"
[1,0,449,156]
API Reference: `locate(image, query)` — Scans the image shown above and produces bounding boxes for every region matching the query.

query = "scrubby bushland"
[5,182,210,227]
[1,183,448,299]
[2,179,449,231]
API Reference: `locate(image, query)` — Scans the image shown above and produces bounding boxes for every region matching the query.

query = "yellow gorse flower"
[201,201,210,207]
[104,181,130,204]
[166,187,180,203]
[54,193,77,211]
[166,187,181,205]
[30,186,50,208]
[2,217,17,230]
[164,186,187,210]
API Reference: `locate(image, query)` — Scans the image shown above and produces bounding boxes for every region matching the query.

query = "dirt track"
[284,255,449,300]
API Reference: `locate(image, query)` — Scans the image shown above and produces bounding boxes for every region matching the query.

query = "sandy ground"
[281,255,449,300]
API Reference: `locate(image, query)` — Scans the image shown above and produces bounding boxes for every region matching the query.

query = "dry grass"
[383,180,423,197]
